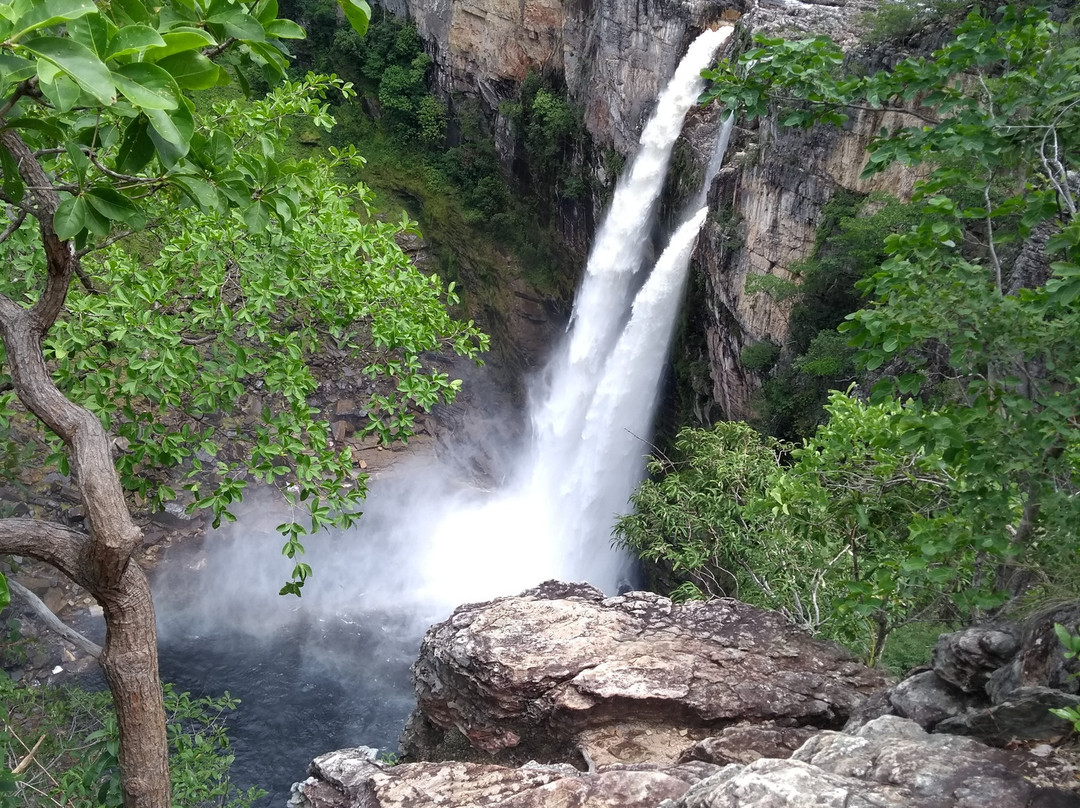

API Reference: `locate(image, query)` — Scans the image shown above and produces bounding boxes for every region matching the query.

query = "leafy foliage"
[623,5,1080,667]
[0,675,263,808]
[615,422,851,638]
[0,0,487,596]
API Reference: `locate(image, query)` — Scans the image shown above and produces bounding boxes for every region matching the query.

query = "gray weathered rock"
[935,686,1080,746]
[660,715,1080,808]
[887,670,982,729]
[677,724,819,766]
[289,748,719,808]
[987,604,1080,703]
[932,625,1021,692]
[404,582,889,765]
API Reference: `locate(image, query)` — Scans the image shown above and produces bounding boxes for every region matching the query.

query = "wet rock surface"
[402,581,889,765]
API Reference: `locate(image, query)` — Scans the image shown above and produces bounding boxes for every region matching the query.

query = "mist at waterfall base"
[152,26,733,805]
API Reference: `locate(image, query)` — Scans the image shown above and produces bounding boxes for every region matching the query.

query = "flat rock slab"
[405,582,889,764]
[288,749,720,808]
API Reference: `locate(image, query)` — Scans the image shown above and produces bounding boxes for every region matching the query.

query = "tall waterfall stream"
[154,26,734,804]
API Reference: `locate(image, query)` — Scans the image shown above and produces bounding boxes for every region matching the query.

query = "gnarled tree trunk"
[0,127,171,808]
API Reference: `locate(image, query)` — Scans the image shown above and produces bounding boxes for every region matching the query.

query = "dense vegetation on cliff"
[0,0,490,804]
[619,5,1080,667]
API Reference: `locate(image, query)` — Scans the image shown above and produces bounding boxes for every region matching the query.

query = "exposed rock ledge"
[291,716,1077,808]
[402,581,889,766]
[293,583,1079,807]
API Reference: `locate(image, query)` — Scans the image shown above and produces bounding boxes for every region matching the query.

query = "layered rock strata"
[401,581,888,765]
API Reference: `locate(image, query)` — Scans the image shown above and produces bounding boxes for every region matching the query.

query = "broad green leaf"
[0,143,25,203]
[254,0,279,25]
[143,28,216,62]
[38,73,82,113]
[265,19,305,39]
[23,36,115,105]
[157,51,220,90]
[87,186,146,229]
[208,9,264,41]
[172,174,220,211]
[54,194,87,239]
[67,10,111,56]
[9,0,97,43]
[113,63,180,110]
[112,0,150,24]
[337,0,370,37]
[244,200,270,233]
[206,129,234,170]
[108,25,166,58]
[0,53,36,84]
[145,100,194,151]
[115,115,155,173]
[0,572,8,611]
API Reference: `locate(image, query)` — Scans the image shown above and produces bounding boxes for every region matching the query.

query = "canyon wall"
[391,0,911,420]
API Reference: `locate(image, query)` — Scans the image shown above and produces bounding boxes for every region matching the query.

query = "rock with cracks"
[402,582,889,766]
[659,715,1079,808]
[288,748,721,808]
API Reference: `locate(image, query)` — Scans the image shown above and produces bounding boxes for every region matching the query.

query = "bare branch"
[7,577,103,658]
[0,208,26,243]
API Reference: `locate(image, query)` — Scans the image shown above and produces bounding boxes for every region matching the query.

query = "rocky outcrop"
[294,717,1080,808]
[289,747,720,808]
[402,581,889,766]
[846,607,1080,746]
[662,715,1078,808]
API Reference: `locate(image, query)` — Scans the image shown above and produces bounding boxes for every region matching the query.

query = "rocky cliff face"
[390,0,911,418]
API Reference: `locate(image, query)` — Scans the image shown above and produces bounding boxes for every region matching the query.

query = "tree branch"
[7,577,103,658]
[0,517,87,583]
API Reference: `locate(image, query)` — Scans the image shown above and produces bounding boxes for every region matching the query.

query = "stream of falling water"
[153,26,735,805]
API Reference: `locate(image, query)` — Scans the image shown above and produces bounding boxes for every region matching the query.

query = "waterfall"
[420,25,736,604]
[152,28,738,803]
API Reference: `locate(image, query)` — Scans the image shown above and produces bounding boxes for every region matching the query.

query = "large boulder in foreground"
[403,582,889,765]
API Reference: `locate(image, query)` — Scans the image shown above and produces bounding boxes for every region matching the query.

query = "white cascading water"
[420,26,735,605]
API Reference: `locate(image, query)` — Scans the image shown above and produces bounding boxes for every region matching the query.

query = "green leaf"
[115,115,155,173]
[145,100,194,153]
[0,53,36,84]
[9,0,97,43]
[54,194,87,239]
[108,25,166,58]
[206,129,234,170]
[156,51,220,90]
[38,73,81,112]
[0,143,25,203]
[112,0,150,24]
[23,35,116,105]
[208,9,264,41]
[112,62,180,110]
[265,18,305,39]
[87,187,146,229]
[143,28,216,62]
[337,0,370,37]
[0,572,8,611]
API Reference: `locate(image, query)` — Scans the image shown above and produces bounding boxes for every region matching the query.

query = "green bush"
[0,675,263,808]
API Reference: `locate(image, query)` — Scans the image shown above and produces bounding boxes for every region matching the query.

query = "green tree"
[0,1,484,806]
[699,6,1079,624]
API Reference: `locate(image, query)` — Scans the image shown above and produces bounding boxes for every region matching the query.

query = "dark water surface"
[156,614,417,806]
